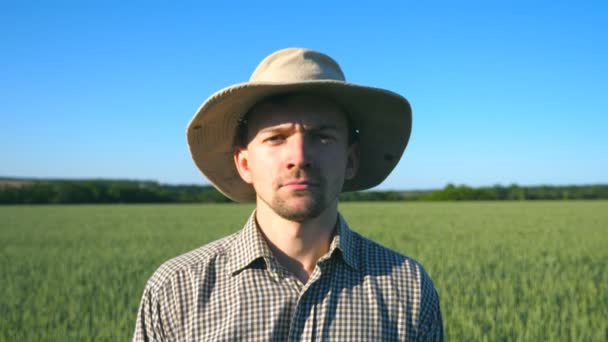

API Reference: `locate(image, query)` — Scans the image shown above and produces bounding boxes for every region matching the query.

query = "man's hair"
[235,92,359,147]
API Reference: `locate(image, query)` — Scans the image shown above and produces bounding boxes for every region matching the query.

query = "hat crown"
[250,48,346,83]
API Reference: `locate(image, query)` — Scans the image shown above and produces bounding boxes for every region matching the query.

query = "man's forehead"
[246,93,348,129]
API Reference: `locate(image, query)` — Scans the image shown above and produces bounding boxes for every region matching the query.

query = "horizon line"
[1,176,606,192]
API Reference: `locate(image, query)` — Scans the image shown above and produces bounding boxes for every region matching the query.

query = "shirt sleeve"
[132,284,168,342]
[416,269,444,341]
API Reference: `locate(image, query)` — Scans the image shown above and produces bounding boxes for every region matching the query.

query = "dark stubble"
[266,168,329,222]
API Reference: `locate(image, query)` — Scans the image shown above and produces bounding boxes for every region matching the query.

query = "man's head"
[186,47,412,202]
[233,93,359,222]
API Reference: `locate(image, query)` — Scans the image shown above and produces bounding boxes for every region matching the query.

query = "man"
[134,48,443,341]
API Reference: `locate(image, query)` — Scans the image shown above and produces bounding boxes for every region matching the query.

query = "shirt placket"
[287,261,331,341]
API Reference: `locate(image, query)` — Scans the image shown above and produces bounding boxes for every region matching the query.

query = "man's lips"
[281,179,319,190]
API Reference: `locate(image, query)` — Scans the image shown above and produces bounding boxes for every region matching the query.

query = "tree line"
[1,179,607,204]
[0,179,231,204]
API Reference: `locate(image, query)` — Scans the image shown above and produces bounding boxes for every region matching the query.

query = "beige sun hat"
[187,47,412,202]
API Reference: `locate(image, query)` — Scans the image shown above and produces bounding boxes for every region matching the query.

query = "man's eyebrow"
[303,124,340,133]
[258,124,292,134]
[258,124,340,133]
[312,124,339,131]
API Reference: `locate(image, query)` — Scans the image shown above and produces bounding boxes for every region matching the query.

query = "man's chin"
[273,196,325,222]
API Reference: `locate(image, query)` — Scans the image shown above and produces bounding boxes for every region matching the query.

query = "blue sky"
[1,1,606,190]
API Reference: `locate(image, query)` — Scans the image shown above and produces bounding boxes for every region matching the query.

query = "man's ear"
[234,147,253,184]
[345,143,360,180]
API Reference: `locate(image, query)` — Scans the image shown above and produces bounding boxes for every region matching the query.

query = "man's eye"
[265,135,285,143]
[316,134,335,144]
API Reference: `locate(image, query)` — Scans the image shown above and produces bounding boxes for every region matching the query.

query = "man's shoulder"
[144,232,240,293]
[349,228,440,313]
[349,229,433,281]
[350,229,413,264]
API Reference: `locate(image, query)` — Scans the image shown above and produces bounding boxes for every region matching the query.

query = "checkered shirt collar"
[227,211,360,275]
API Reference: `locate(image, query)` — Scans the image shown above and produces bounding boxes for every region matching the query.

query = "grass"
[1,201,607,341]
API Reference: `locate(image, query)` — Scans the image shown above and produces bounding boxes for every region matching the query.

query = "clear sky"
[1,1,606,190]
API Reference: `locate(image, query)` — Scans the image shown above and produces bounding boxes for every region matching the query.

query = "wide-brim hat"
[187,47,412,202]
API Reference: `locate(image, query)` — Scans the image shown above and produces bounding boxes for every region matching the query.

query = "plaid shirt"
[133,212,443,341]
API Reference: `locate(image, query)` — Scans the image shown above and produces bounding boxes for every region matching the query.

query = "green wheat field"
[1,201,607,341]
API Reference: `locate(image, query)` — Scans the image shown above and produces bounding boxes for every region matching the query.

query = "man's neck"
[255,200,338,284]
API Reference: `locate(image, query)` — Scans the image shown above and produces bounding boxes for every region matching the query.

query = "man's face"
[234,94,359,222]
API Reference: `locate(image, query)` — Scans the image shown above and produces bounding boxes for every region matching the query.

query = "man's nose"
[286,134,312,170]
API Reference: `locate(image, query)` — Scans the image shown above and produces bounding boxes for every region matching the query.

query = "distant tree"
[1,179,607,204]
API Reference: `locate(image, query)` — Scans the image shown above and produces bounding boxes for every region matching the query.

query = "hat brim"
[187,80,412,202]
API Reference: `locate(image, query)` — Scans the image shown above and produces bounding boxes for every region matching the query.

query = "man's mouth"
[281,179,319,190]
